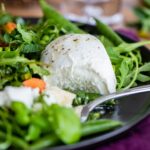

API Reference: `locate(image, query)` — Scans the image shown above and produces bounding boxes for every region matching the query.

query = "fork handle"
[81,84,150,122]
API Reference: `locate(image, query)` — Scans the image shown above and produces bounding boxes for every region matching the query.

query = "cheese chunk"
[41,34,117,94]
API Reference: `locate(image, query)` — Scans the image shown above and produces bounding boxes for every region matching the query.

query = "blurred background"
[2,0,139,25]
[1,0,150,42]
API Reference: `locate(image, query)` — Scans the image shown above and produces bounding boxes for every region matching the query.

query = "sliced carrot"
[4,22,16,33]
[23,78,46,92]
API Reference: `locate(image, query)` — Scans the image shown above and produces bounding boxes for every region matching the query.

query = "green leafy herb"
[17,24,37,44]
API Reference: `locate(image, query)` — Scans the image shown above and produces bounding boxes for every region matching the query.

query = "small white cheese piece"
[41,34,117,95]
[43,86,76,107]
[0,86,39,108]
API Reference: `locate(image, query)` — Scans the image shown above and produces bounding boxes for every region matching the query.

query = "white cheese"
[41,34,117,95]
[43,86,76,107]
[0,85,75,109]
[0,86,39,108]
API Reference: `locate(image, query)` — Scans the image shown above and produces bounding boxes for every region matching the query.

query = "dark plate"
[26,19,150,150]
[49,92,150,150]
[49,25,150,150]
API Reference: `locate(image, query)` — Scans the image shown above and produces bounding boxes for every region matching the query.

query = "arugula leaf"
[0,56,34,66]
[114,41,150,53]
[48,104,81,144]
[137,74,150,82]
[118,59,130,89]
[139,62,150,72]
[106,47,122,64]
[0,51,19,59]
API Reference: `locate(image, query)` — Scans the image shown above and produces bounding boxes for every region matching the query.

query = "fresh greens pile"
[0,0,150,149]
[95,19,150,90]
[0,98,122,150]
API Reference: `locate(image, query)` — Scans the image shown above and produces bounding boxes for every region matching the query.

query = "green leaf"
[115,41,150,53]
[17,24,36,43]
[3,33,11,43]
[0,51,19,59]
[137,73,150,82]
[139,62,150,72]
[0,13,13,25]
[107,47,122,64]
[118,59,130,88]
[21,43,42,53]
[99,35,114,48]
[48,104,81,144]
[0,56,34,66]
[29,64,50,76]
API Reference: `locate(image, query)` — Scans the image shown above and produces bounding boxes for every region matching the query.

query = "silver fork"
[80,85,150,122]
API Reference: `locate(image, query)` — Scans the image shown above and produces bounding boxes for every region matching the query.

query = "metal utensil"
[81,85,150,122]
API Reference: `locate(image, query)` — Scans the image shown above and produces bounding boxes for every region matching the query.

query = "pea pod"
[95,18,124,46]
[39,0,84,33]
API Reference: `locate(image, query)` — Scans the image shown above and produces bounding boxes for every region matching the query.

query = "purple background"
[96,116,150,150]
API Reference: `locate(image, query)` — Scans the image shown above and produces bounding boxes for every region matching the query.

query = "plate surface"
[25,20,150,150]
[45,25,150,150]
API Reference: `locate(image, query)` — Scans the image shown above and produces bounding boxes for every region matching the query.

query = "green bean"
[0,131,10,150]
[30,134,60,150]
[81,119,122,137]
[39,0,84,33]
[95,19,124,46]
[0,131,29,150]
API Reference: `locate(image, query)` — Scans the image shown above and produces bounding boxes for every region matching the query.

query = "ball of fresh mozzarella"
[41,34,117,95]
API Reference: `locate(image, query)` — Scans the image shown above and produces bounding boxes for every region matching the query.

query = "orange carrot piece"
[4,22,16,33]
[23,78,46,92]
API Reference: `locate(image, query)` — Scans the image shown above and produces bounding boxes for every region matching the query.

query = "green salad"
[0,0,150,149]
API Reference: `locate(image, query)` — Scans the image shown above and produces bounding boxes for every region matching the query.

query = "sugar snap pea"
[39,0,84,33]
[95,19,124,46]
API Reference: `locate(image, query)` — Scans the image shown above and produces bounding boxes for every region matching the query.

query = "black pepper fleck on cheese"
[73,39,78,42]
